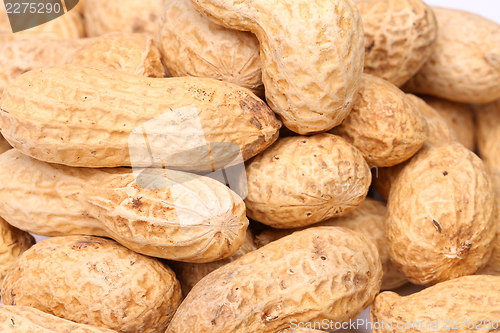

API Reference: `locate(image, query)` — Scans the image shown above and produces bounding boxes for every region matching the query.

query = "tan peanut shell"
[0,149,249,263]
[0,305,117,332]
[332,74,428,167]
[191,0,364,134]
[371,275,500,333]
[0,65,280,170]
[166,227,382,333]
[1,236,183,333]
[422,95,475,151]
[68,33,164,77]
[159,0,263,95]
[255,198,407,290]
[0,134,11,154]
[84,0,164,36]
[387,142,496,285]
[173,229,257,296]
[245,134,371,228]
[356,0,437,87]
[0,217,34,291]
[403,7,500,103]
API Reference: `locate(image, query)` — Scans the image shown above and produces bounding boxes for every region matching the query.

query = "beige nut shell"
[68,33,164,78]
[166,227,382,333]
[0,65,280,169]
[403,7,500,103]
[159,0,263,95]
[357,0,437,87]
[332,74,428,167]
[1,236,183,333]
[371,275,500,333]
[0,305,117,332]
[191,0,364,134]
[387,142,496,285]
[245,134,371,228]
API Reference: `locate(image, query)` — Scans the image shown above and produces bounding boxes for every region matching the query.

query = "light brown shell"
[386,142,496,285]
[1,236,183,333]
[422,95,475,151]
[245,134,371,228]
[190,0,364,134]
[159,0,263,95]
[0,305,117,332]
[0,134,11,154]
[0,149,249,263]
[68,33,164,77]
[403,7,500,103]
[371,275,500,333]
[0,65,280,170]
[356,0,437,87]
[255,198,407,290]
[0,217,34,291]
[165,227,382,333]
[331,74,428,167]
[84,0,164,37]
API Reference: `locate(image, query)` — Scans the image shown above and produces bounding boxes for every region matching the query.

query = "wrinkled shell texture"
[166,227,382,333]
[387,142,496,285]
[0,149,249,263]
[245,134,371,228]
[371,275,500,333]
[422,95,475,151]
[332,74,428,167]
[159,0,263,94]
[403,7,500,103]
[0,38,91,95]
[357,0,437,87]
[0,305,117,332]
[68,33,164,77]
[84,0,164,36]
[0,217,34,290]
[0,65,280,169]
[191,0,364,134]
[1,236,183,333]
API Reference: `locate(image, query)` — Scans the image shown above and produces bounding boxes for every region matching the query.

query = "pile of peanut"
[0,0,499,332]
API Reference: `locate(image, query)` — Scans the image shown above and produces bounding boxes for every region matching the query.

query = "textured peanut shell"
[0,217,34,291]
[68,33,164,78]
[1,236,183,333]
[245,134,371,228]
[255,198,407,290]
[356,0,437,87]
[0,149,249,263]
[0,65,280,169]
[371,275,500,333]
[159,0,263,95]
[84,0,164,36]
[403,7,500,103]
[387,142,496,285]
[173,229,257,296]
[190,0,364,134]
[166,227,382,333]
[332,74,428,167]
[422,95,475,151]
[0,305,117,332]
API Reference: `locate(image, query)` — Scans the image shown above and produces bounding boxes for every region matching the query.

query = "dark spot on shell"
[320,256,327,261]
[132,197,143,210]
[366,40,375,53]
[432,219,442,233]
[443,171,448,176]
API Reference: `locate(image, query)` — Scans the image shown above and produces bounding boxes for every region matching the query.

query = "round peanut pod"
[356,0,437,87]
[1,236,183,333]
[331,74,428,167]
[159,0,263,96]
[68,33,164,78]
[386,142,496,285]
[165,227,382,333]
[190,0,364,134]
[402,7,500,104]
[245,134,371,229]
[371,275,500,333]
[0,305,117,332]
